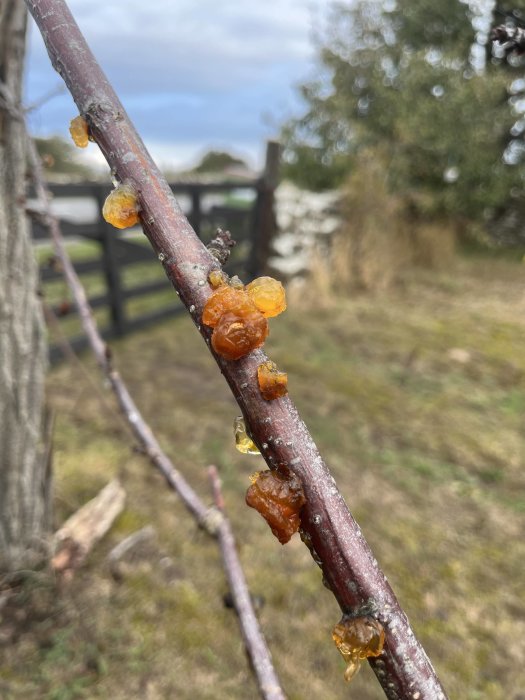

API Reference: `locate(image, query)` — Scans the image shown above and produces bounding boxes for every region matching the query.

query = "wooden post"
[190,187,202,237]
[248,140,280,278]
[93,186,127,336]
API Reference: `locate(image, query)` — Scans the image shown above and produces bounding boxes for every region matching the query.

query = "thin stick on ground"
[0,79,285,700]
[24,2,449,697]
[208,466,285,700]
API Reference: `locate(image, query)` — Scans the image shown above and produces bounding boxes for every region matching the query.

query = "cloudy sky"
[25,0,326,171]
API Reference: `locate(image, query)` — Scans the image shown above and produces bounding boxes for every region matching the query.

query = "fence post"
[189,187,202,237]
[248,140,280,278]
[93,185,127,336]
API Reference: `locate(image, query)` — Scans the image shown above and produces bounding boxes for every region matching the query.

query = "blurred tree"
[281,0,524,231]
[0,0,50,572]
[192,150,247,173]
[35,135,95,178]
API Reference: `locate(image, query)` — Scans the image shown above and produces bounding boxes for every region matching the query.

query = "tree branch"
[208,466,285,700]
[23,1,448,697]
[0,78,287,699]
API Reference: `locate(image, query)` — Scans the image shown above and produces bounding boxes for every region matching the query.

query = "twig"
[26,139,209,526]
[41,300,129,436]
[107,525,156,582]
[23,2,448,697]
[1,76,285,699]
[52,479,126,578]
[24,82,66,112]
[28,132,285,700]
[208,466,285,700]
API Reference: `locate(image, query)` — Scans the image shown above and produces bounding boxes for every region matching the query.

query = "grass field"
[1,254,525,699]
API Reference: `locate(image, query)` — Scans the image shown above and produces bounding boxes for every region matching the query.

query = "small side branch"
[4,79,284,698]
[26,133,209,524]
[208,466,286,700]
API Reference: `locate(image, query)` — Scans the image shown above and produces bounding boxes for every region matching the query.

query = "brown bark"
[0,0,50,573]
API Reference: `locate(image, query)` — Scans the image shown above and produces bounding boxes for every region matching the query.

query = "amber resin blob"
[201,276,286,361]
[257,360,288,400]
[246,276,286,318]
[102,183,140,229]
[332,616,385,682]
[245,468,306,544]
[69,115,89,148]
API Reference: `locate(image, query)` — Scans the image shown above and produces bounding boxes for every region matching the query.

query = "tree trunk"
[0,0,50,573]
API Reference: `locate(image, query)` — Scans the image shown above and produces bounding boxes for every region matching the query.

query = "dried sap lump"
[257,360,288,400]
[245,469,306,544]
[102,183,140,229]
[332,616,385,682]
[234,416,260,455]
[201,276,286,361]
[246,276,287,318]
[208,269,228,288]
[69,115,89,148]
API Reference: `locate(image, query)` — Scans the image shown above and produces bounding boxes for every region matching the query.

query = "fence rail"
[33,142,280,362]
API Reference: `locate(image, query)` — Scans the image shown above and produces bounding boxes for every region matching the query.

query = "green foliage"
[34,136,95,179]
[281,0,525,228]
[191,150,247,173]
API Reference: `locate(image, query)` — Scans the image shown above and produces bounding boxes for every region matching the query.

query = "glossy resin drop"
[212,311,268,360]
[102,183,140,229]
[245,468,306,544]
[202,275,284,360]
[257,360,288,400]
[234,416,260,455]
[332,616,385,682]
[246,276,286,318]
[202,286,253,328]
[69,115,89,148]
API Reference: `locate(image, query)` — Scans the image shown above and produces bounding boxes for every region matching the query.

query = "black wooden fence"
[33,142,280,362]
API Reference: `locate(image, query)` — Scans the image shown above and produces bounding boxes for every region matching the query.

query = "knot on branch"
[207,228,236,267]
[200,506,225,536]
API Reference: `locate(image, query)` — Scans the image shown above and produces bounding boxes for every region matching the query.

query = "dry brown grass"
[294,153,457,306]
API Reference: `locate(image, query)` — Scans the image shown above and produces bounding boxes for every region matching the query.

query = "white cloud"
[25,0,325,169]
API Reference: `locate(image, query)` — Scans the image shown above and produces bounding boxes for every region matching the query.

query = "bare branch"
[26,138,210,526]
[23,1,448,697]
[1,77,286,698]
[208,466,286,700]
[24,82,66,113]
[41,301,129,435]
